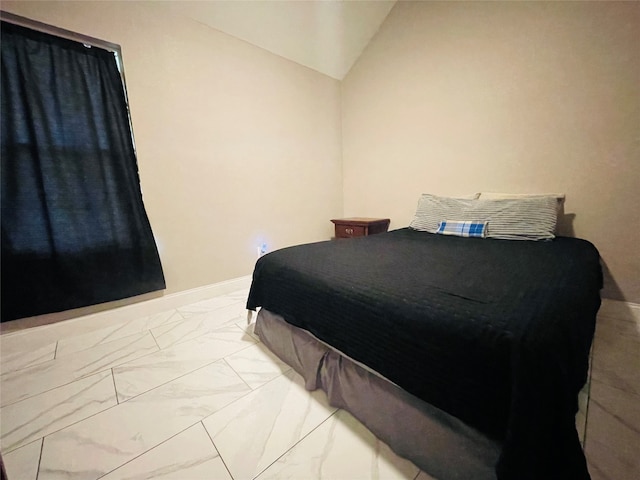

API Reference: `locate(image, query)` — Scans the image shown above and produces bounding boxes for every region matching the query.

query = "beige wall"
[342,1,640,302]
[2,1,343,303]
[2,0,639,318]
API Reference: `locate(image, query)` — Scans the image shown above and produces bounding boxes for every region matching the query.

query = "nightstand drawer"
[335,225,365,238]
[331,217,390,239]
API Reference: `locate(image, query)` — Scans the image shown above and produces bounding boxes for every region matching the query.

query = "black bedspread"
[247,228,602,479]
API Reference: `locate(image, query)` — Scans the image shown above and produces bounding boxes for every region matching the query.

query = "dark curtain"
[1,22,165,321]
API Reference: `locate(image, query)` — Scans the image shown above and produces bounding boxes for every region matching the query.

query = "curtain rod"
[0,10,121,54]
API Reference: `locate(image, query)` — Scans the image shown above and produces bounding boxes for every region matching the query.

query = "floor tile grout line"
[4,356,262,458]
[1,371,112,410]
[596,312,639,324]
[148,328,161,351]
[0,336,159,409]
[151,306,244,342]
[196,368,307,438]
[77,331,169,376]
[222,343,292,391]
[114,343,258,404]
[0,341,62,377]
[250,409,341,480]
[176,300,246,320]
[35,437,44,480]
[3,330,154,379]
[57,329,134,358]
[55,323,165,359]
[19,322,143,360]
[1,300,247,386]
[178,298,246,316]
[91,359,257,479]
[148,322,257,365]
[233,321,262,343]
[5,301,247,361]
[0,295,238,342]
[68,332,159,375]
[1,372,118,455]
[110,369,119,405]
[2,296,260,469]
[0,356,55,378]
[150,315,255,353]
[152,315,248,351]
[5,297,422,476]
[201,420,236,480]
[6,364,340,468]
[589,378,640,399]
[5,302,218,360]
[93,422,207,480]
[7,330,151,368]
[587,395,640,437]
[221,357,255,392]
[3,317,387,478]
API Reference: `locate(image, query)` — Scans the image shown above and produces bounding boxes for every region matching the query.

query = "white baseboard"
[146,275,253,312]
[599,299,640,325]
[0,275,253,340]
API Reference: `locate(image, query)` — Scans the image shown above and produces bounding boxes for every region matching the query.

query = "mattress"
[247,228,602,479]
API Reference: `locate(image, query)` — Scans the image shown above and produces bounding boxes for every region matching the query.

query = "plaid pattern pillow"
[436,220,487,238]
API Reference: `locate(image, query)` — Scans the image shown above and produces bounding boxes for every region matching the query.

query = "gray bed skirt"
[254,309,501,480]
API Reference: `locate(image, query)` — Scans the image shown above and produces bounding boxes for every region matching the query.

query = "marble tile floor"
[0,289,432,480]
[1,288,638,480]
[585,307,640,480]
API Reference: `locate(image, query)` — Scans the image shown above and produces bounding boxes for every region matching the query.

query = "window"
[1,13,165,321]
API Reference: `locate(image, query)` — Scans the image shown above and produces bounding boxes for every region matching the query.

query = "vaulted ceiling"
[160,1,396,80]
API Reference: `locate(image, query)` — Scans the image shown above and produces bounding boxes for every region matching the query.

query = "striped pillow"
[478,192,565,205]
[410,194,558,240]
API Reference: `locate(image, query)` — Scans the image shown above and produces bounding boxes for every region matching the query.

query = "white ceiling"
[161,0,396,80]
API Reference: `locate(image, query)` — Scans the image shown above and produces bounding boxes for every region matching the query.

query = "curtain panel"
[1,22,165,321]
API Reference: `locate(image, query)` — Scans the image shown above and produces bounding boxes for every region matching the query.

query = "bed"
[246,196,602,480]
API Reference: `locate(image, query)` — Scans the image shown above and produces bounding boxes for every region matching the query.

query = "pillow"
[478,193,565,234]
[410,194,476,232]
[478,192,565,212]
[457,193,482,200]
[411,194,479,227]
[436,220,487,238]
[478,192,565,201]
[410,194,558,240]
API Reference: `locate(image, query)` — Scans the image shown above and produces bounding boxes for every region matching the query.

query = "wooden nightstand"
[331,217,390,239]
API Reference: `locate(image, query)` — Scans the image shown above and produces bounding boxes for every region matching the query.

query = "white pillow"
[478,192,565,201]
[478,192,565,211]
[410,195,476,232]
[478,193,565,235]
[458,193,482,200]
[410,194,558,240]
